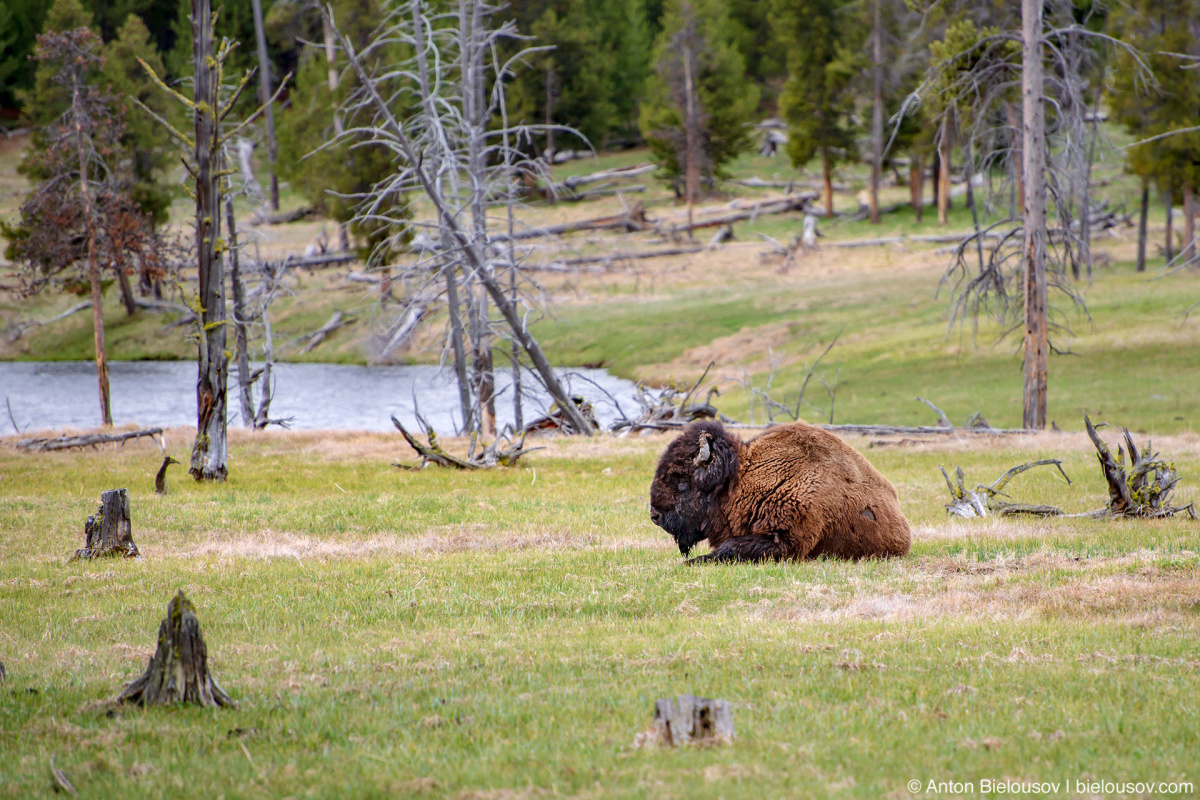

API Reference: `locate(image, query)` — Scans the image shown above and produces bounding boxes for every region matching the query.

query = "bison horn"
[694,434,712,466]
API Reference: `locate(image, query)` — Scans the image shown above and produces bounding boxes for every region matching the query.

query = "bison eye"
[677,481,689,492]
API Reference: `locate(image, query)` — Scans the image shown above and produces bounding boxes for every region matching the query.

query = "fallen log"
[117,590,235,708]
[656,192,817,235]
[556,163,655,192]
[826,231,1006,249]
[495,202,649,241]
[542,244,705,271]
[18,427,164,452]
[68,488,141,561]
[5,300,94,341]
[297,310,355,354]
[284,251,358,270]
[559,183,647,202]
[731,176,848,192]
[247,205,315,226]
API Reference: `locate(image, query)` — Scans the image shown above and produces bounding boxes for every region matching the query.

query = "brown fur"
[649,420,911,563]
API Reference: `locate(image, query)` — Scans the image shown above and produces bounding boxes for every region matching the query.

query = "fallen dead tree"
[940,461,1072,518]
[558,183,647,202]
[542,245,705,272]
[656,192,817,236]
[18,427,164,452]
[522,397,600,435]
[247,205,315,226]
[940,415,1196,520]
[495,202,650,241]
[552,163,655,195]
[391,415,537,469]
[827,231,1006,249]
[296,310,355,354]
[283,251,357,270]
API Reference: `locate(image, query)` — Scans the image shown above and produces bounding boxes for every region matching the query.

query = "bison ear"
[693,429,738,492]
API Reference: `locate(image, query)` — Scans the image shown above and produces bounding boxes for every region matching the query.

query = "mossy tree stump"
[69,488,140,561]
[117,590,234,708]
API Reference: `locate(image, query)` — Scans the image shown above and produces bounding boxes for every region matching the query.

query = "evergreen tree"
[639,0,758,189]
[774,0,865,215]
[1109,0,1200,262]
[103,14,175,227]
[0,0,49,109]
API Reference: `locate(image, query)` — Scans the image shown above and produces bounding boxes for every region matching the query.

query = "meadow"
[3,127,1200,798]
[1,426,1198,798]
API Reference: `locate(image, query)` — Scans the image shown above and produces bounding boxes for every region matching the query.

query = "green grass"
[1,431,1199,798]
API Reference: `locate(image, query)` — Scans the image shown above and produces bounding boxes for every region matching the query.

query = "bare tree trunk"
[190,0,228,480]
[868,0,883,225]
[1005,101,1024,218]
[116,266,137,316]
[462,0,495,438]
[937,120,951,224]
[510,264,522,432]
[250,0,279,211]
[911,154,923,221]
[227,195,255,428]
[1165,188,1175,261]
[822,149,834,217]
[544,65,555,165]
[682,36,700,236]
[73,73,112,426]
[1021,0,1048,431]
[1136,178,1149,273]
[322,15,349,250]
[1184,179,1196,262]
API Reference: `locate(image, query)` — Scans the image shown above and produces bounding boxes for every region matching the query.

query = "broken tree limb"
[5,300,94,341]
[18,428,164,452]
[117,590,235,708]
[634,695,734,748]
[391,415,537,469]
[916,397,952,428]
[68,488,141,561]
[554,163,655,193]
[940,460,1071,518]
[296,311,355,354]
[374,299,429,361]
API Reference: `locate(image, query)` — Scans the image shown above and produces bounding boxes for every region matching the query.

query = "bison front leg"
[687,535,784,564]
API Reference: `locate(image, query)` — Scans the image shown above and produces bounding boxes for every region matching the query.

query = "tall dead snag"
[190,0,227,481]
[69,489,141,561]
[1020,0,1049,431]
[136,0,290,475]
[249,0,279,211]
[634,695,734,748]
[118,590,235,708]
[1084,415,1196,519]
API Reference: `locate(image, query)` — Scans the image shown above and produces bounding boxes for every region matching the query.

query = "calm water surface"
[0,361,643,433]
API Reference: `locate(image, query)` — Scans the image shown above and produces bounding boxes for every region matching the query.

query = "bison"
[649,420,911,563]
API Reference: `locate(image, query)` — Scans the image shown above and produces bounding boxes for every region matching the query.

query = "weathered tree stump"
[117,590,235,708]
[1084,415,1196,519]
[636,694,734,747]
[940,460,1071,518]
[69,489,140,561]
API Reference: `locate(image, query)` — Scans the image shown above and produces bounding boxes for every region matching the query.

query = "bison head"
[649,420,740,555]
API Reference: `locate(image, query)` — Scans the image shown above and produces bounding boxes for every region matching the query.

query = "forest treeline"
[2,0,1198,228]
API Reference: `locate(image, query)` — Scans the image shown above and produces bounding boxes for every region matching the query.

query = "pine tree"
[639,0,758,191]
[103,14,175,228]
[775,0,866,216]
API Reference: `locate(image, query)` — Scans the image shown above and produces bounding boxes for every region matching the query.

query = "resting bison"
[649,420,911,563]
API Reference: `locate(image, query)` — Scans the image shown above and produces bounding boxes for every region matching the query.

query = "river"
[0,361,645,433]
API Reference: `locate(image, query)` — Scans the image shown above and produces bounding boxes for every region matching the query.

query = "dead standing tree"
[910,1,1141,429]
[323,0,593,439]
[136,0,289,477]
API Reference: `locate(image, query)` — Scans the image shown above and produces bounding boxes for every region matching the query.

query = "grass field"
[1,428,1199,798]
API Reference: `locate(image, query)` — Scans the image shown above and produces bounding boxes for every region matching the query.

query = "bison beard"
[649,420,911,563]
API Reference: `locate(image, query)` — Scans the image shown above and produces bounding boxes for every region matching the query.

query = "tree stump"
[636,694,734,747]
[69,489,140,561]
[117,590,235,708]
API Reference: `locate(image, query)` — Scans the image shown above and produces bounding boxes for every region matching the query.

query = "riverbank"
[1,427,1198,798]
